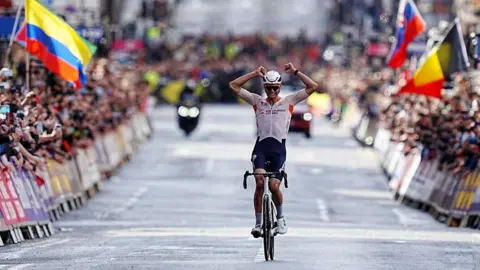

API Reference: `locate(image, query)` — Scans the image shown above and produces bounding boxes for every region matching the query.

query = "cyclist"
[229,62,319,237]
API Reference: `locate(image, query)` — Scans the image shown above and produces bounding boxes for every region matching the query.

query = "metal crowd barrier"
[0,112,153,246]
[371,126,480,229]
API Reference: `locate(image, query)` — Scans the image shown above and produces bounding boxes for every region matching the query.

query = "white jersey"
[239,88,309,143]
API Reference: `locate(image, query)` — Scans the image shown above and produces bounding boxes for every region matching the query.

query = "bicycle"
[243,169,288,261]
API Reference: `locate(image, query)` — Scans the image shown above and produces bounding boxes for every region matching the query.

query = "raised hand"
[255,66,267,77]
[284,62,297,73]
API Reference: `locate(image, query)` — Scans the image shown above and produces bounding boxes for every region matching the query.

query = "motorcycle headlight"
[303,113,313,121]
[189,107,200,117]
[178,106,189,117]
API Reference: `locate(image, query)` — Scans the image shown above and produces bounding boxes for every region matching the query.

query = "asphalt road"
[0,105,479,270]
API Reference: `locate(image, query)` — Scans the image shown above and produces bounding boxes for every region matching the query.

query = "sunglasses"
[265,86,280,92]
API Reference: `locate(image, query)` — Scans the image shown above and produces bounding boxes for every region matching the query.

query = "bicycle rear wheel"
[262,195,270,261]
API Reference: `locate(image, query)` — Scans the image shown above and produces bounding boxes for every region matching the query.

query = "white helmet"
[262,70,282,85]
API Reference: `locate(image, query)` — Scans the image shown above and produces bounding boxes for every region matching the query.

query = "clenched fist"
[254,66,267,77]
[284,62,297,74]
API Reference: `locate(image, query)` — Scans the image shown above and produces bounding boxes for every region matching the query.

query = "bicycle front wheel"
[262,195,271,261]
[269,201,276,260]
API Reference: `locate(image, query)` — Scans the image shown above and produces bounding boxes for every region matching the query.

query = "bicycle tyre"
[269,201,275,260]
[262,194,270,261]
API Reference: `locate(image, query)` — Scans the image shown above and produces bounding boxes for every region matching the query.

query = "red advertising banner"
[0,171,27,226]
[367,43,390,57]
[0,0,12,9]
[112,40,145,52]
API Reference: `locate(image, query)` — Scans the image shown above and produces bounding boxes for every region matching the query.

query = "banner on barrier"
[76,148,102,191]
[397,151,422,196]
[35,168,54,211]
[65,160,82,195]
[386,143,405,177]
[451,169,480,216]
[469,175,480,215]
[373,128,392,157]
[0,211,8,231]
[440,172,463,213]
[429,170,451,210]
[22,170,49,222]
[11,170,45,222]
[94,136,110,172]
[407,158,439,203]
[103,132,123,169]
[381,142,396,171]
[355,116,369,141]
[0,171,26,225]
[389,151,407,190]
[46,160,65,205]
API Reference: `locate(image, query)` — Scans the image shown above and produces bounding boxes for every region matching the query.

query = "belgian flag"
[397,18,469,98]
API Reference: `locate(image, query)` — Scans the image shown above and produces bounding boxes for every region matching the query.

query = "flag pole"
[25,0,30,91]
[3,2,24,68]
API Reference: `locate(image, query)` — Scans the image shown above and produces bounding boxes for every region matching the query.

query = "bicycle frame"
[243,170,288,261]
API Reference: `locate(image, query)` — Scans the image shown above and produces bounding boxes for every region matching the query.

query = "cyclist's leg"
[268,162,284,219]
[252,152,266,226]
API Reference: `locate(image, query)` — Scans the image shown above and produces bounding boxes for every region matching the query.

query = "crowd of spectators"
[142,31,327,103]
[0,48,148,176]
[361,69,480,174]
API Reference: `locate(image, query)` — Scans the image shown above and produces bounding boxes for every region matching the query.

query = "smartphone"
[0,105,10,121]
[35,122,44,133]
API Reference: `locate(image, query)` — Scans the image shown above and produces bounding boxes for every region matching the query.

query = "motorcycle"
[177,95,201,136]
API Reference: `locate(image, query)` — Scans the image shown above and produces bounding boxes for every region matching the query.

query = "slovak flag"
[15,21,26,47]
[387,0,426,69]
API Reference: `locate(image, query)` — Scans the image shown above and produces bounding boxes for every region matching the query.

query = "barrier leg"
[47,223,55,236]
[35,225,45,238]
[0,230,16,244]
[10,229,19,243]
[61,201,70,213]
[459,216,469,228]
[15,228,24,242]
[42,224,50,237]
[80,195,87,206]
[21,226,35,240]
[68,199,77,211]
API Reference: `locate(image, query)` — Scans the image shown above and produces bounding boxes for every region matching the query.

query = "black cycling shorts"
[251,137,286,180]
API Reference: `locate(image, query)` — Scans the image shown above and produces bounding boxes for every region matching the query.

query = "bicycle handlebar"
[243,171,288,189]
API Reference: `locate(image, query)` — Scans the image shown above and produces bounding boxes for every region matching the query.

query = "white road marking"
[254,246,264,262]
[310,168,324,175]
[316,199,330,222]
[102,227,480,244]
[332,189,392,199]
[100,186,147,218]
[6,264,33,270]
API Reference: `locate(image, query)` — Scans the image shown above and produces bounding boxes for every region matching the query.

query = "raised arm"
[229,66,266,105]
[229,66,266,94]
[284,62,319,96]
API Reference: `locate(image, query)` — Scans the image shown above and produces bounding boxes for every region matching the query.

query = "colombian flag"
[397,19,469,98]
[387,0,426,69]
[24,0,96,89]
